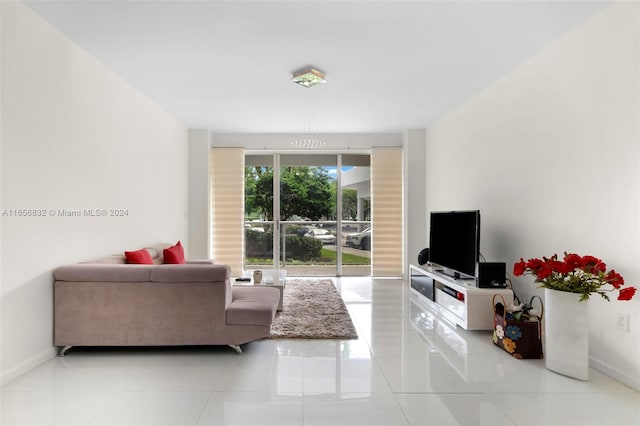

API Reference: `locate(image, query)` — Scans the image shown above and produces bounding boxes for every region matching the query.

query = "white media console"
[409,264,513,330]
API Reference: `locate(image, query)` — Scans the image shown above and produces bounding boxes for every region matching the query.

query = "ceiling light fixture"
[291,66,326,149]
[291,67,326,88]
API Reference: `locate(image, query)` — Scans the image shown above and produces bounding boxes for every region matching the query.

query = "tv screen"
[429,210,480,279]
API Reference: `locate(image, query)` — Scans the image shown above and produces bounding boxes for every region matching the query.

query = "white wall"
[188,130,211,259]
[424,1,639,389]
[0,1,188,383]
[403,129,427,276]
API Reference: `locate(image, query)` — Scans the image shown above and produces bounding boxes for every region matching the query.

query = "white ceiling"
[24,1,608,133]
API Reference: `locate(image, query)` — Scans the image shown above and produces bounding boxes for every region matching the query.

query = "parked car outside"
[296,225,317,236]
[346,227,371,250]
[304,228,336,245]
[245,225,265,233]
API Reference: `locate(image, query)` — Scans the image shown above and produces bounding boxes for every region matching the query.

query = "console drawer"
[435,288,466,323]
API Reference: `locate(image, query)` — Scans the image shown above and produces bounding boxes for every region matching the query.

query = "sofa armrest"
[186,259,216,265]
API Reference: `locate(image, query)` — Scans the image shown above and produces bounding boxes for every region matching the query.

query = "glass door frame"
[245,151,370,277]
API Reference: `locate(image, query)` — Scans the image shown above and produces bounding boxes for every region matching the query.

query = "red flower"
[581,256,607,273]
[526,258,545,271]
[564,253,583,270]
[581,255,601,266]
[617,287,637,301]
[536,266,553,280]
[513,259,526,276]
[550,260,570,274]
[605,270,624,289]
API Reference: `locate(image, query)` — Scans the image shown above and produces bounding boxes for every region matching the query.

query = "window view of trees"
[245,166,335,221]
[245,166,370,221]
[244,166,271,221]
[341,188,370,221]
[244,160,371,275]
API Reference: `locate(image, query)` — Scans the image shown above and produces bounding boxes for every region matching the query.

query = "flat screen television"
[428,210,480,280]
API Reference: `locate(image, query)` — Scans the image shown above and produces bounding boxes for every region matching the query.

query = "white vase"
[544,288,589,380]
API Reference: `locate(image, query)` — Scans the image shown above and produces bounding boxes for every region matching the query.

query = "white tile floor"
[2,277,639,425]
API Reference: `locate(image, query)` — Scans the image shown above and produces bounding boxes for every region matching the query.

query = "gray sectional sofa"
[53,244,279,355]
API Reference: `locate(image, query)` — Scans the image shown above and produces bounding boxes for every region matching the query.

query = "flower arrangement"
[513,253,637,302]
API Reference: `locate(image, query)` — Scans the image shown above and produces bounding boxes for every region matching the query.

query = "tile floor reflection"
[1,277,638,425]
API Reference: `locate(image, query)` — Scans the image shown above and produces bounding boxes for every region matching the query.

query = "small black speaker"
[417,248,430,265]
[478,262,507,288]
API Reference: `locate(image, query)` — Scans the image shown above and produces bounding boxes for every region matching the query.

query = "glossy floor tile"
[1,277,638,425]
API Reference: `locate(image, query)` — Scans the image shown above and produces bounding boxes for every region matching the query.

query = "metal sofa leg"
[58,346,72,357]
[228,344,243,355]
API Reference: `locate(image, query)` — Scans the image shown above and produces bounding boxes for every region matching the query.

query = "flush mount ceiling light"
[291,67,326,88]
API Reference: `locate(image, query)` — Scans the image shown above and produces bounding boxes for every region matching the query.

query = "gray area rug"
[269,279,358,339]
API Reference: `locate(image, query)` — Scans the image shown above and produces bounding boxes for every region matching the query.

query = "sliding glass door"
[244,153,371,276]
[244,155,275,271]
[340,154,372,276]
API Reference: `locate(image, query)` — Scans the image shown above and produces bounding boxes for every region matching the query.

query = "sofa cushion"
[144,243,173,262]
[54,264,152,282]
[150,264,230,283]
[226,287,279,326]
[124,249,154,264]
[163,241,186,264]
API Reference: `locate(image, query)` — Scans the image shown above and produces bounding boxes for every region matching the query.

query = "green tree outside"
[245,166,335,220]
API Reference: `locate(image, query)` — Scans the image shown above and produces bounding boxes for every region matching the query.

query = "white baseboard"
[590,356,640,391]
[0,346,58,386]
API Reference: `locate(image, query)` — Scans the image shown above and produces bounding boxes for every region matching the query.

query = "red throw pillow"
[124,248,154,264]
[163,241,185,264]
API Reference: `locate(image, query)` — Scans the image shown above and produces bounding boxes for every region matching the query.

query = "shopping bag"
[492,294,543,359]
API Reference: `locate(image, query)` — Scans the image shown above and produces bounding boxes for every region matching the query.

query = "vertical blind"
[371,147,403,277]
[210,148,244,276]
